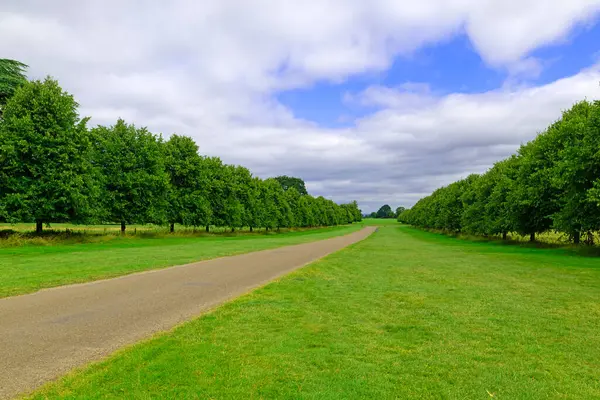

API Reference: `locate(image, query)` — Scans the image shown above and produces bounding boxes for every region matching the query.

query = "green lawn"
[29,225,600,399]
[360,217,399,226]
[0,225,362,298]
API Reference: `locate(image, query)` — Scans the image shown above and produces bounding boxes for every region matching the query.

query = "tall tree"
[509,134,558,242]
[92,119,169,233]
[0,77,98,233]
[549,101,600,244]
[274,175,308,195]
[163,135,211,232]
[0,59,28,113]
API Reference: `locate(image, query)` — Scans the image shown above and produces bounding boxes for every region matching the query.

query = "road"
[0,226,375,399]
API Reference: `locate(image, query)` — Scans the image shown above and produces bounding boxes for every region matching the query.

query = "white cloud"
[1,1,600,211]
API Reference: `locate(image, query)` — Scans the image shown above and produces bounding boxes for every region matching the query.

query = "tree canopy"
[0,74,362,234]
[0,59,28,111]
[0,77,97,233]
[273,175,308,195]
[399,100,600,244]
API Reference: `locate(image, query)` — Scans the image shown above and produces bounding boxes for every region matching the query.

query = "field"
[29,225,600,399]
[0,224,362,298]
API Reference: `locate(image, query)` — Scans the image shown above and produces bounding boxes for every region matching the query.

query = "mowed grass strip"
[0,225,362,298]
[29,226,600,399]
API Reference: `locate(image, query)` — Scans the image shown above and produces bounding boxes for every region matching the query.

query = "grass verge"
[0,224,362,298]
[29,225,600,399]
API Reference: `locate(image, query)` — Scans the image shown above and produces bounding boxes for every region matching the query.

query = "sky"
[2,1,600,213]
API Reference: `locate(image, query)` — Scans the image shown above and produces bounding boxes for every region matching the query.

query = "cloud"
[1,1,600,212]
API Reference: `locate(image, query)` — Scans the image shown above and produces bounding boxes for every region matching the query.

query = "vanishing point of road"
[0,227,375,399]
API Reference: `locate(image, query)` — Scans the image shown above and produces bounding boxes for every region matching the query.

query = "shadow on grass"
[400,225,600,258]
[0,225,353,248]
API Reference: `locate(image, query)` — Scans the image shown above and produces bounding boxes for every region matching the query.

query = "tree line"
[0,64,362,233]
[399,100,600,244]
[366,205,405,219]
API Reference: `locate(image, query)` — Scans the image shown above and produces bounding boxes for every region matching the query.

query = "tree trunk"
[231,227,235,233]
[529,232,535,242]
[36,221,43,234]
[205,225,209,233]
[574,231,581,245]
[121,221,126,234]
[250,226,253,232]
[502,232,507,240]
[170,223,175,233]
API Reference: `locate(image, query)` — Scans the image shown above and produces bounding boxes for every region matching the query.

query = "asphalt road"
[0,226,375,399]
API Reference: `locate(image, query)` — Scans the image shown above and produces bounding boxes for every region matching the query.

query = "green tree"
[549,101,600,244]
[395,206,406,218]
[198,156,226,232]
[93,119,169,233]
[0,77,97,233]
[376,204,394,219]
[222,165,249,232]
[0,59,28,113]
[484,157,519,239]
[163,135,211,232]
[244,176,264,232]
[260,178,282,230]
[509,134,558,242]
[274,175,308,195]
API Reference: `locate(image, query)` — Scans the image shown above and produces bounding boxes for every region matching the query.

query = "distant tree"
[0,59,28,113]
[395,206,406,218]
[0,78,98,233]
[92,119,169,233]
[274,175,308,195]
[376,204,394,219]
[369,212,377,218]
[163,135,211,232]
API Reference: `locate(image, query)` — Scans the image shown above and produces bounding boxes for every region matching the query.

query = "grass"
[0,222,281,234]
[360,217,399,226]
[29,225,600,399]
[0,223,317,248]
[0,224,363,298]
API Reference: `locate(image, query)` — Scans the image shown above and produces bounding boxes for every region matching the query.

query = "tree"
[245,176,264,231]
[0,77,98,233]
[0,59,28,113]
[274,175,308,195]
[485,158,518,239]
[395,206,406,218]
[198,156,226,232]
[376,204,394,219]
[92,119,169,233]
[509,133,558,242]
[549,101,600,244]
[163,135,211,232]
[222,165,248,232]
[260,178,282,230]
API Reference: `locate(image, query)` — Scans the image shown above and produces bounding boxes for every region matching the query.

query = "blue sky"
[4,1,600,212]
[277,21,600,128]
